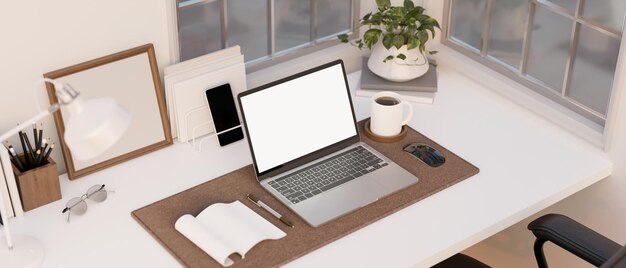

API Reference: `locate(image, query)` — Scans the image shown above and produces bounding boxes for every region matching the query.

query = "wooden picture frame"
[44,44,172,180]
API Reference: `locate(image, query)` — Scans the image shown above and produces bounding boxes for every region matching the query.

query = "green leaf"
[376,0,391,9]
[418,30,428,45]
[403,0,414,10]
[429,51,438,55]
[415,6,425,15]
[392,34,405,49]
[415,14,430,23]
[355,39,364,49]
[426,17,441,29]
[396,53,407,60]
[337,34,349,43]
[406,25,417,35]
[383,55,395,63]
[382,34,394,50]
[363,28,382,49]
[384,23,395,33]
[362,12,372,21]
[407,35,419,50]
[391,6,404,18]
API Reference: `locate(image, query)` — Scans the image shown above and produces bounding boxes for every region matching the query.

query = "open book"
[175,201,286,266]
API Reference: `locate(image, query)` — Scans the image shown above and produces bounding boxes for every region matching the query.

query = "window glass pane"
[317,0,351,39]
[488,0,529,69]
[583,0,626,32]
[449,0,486,50]
[178,1,222,61]
[544,0,577,11]
[228,0,268,61]
[568,25,620,115]
[275,0,311,52]
[526,6,572,91]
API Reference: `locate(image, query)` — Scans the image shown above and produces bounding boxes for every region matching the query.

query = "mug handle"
[401,101,414,126]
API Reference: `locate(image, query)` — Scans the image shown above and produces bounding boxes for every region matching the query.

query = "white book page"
[175,214,236,266]
[175,201,286,266]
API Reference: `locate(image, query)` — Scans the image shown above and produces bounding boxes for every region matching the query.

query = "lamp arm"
[0,104,59,142]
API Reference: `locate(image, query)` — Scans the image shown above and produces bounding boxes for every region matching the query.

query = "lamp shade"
[63,97,132,161]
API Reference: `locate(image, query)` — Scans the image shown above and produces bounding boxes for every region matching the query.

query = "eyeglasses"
[61,184,113,222]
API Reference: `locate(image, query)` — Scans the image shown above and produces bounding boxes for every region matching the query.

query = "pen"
[247,194,294,228]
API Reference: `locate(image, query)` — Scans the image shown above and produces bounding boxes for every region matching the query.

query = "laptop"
[238,60,418,227]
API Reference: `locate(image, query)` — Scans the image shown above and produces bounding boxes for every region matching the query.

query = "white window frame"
[442,0,624,128]
[167,0,360,73]
[437,0,626,149]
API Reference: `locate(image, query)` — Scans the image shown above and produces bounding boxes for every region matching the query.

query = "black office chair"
[432,214,626,268]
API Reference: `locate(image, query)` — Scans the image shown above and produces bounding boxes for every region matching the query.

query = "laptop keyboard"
[268,146,388,204]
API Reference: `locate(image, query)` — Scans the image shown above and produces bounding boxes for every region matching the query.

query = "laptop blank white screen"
[240,63,357,174]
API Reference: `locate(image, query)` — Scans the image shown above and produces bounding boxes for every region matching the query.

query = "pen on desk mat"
[247,194,294,228]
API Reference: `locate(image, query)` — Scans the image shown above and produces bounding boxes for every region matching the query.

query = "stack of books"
[357,57,438,104]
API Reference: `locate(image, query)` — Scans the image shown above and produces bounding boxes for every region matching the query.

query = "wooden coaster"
[363,119,408,143]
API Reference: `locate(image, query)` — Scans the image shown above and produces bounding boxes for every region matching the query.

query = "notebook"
[238,60,419,227]
[175,201,285,267]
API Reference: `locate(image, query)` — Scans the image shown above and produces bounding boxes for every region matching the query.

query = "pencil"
[22,131,34,159]
[18,131,32,168]
[33,123,39,150]
[33,149,41,167]
[37,138,48,166]
[37,125,43,152]
[5,143,25,172]
[42,143,54,163]
[39,138,48,158]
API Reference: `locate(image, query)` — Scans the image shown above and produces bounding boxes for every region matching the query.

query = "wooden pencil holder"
[11,155,62,212]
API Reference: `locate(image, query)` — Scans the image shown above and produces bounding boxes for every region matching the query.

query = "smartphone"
[205,84,244,146]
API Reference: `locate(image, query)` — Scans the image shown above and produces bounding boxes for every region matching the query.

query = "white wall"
[0,0,172,174]
[0,0,375,175]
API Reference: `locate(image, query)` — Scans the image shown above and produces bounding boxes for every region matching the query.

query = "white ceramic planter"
[367,42,429,82]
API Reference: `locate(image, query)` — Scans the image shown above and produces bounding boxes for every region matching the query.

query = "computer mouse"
[403,143,446,167]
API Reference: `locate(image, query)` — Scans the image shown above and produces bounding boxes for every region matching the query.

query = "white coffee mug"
[370,91,413,137]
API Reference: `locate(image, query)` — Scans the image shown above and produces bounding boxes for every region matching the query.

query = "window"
[444,0,625,126]
[176,0,357,70]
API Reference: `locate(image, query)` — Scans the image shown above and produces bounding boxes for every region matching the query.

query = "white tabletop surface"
[10,63,612,268]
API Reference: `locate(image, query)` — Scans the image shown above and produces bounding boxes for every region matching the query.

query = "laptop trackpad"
[294,177,387,227]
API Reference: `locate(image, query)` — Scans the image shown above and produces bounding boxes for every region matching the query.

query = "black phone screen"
[205,84,244,146]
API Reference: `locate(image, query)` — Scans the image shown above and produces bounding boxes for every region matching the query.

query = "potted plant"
[339,0,440,82]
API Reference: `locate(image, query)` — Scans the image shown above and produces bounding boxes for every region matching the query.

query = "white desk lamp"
[0,78,132,267]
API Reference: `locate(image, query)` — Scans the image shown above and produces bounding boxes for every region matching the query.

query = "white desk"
[10,63,612,268]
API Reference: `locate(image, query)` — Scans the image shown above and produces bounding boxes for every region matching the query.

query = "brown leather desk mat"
[132,120,479,267]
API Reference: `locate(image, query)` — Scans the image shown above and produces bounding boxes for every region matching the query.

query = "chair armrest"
[528,214,621,266]
[602,246,626,268]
